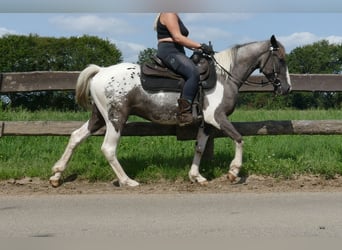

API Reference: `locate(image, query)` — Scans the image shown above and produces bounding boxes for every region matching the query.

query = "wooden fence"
[1,72,342,139]
[1,72,342,93]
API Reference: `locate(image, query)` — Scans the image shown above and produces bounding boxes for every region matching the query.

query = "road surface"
[1,192,342,238]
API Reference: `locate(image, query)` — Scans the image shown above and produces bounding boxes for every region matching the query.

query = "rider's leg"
[164,53,200,126]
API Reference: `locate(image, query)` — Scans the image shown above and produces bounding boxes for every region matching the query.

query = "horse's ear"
[270,35,279,49]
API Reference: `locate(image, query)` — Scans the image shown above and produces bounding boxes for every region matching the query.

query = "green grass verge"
[0,109,341,181]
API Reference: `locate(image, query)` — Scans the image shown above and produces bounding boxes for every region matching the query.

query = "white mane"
[213,48,235,74]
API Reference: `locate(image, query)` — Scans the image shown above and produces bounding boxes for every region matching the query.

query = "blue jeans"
[157,42,200,102]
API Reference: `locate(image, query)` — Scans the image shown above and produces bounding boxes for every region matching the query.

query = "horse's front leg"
[228,140,244,182]
[214,115,244,183]
[188,126,209,185]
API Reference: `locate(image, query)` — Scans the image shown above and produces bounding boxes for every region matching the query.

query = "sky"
[1,1,342,62]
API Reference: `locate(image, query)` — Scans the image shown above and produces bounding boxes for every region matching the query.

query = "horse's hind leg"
[101,122,139,187]
[49,105,104,187]
[49,121,92,187]
[188,126,209,184]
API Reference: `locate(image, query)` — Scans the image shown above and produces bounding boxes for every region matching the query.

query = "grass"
[0,108,341,182]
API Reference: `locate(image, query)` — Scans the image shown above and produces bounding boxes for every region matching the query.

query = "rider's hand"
[200,43,214,55]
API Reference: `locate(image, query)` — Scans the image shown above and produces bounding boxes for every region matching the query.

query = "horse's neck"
[235,42,269,77]
[216,42,268,83]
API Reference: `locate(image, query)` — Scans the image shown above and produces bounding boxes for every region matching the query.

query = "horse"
[49,35,291,187]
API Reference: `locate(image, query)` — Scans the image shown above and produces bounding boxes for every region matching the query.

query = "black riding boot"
[177,98,193,126]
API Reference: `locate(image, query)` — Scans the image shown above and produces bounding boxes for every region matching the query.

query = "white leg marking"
[101,123,139,187]
[50,121,91,187]
[228,140,244,182]
[188,127,209,184]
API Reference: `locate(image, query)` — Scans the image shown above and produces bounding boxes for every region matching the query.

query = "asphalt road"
[1,192,342,239]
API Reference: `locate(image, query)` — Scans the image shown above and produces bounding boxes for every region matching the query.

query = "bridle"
[258,46,282,91]
[210,45,283,92]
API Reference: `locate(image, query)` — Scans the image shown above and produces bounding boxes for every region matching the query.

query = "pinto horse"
[49,35,291,187]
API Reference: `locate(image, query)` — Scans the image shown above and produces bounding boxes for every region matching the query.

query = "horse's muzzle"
[274,82,291,95]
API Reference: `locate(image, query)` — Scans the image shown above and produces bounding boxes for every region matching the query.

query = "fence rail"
[1,72,341,138]
[1,72,342,93]
[1,120,342,139]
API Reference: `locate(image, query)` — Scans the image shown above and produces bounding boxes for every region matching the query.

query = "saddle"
[141,52,217,93]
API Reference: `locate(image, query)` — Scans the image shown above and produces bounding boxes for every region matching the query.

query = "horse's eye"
[279,58,286,64]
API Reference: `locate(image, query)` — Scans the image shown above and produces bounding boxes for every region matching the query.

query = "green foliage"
[287,40,342,74]
[0,34,122,71]
[285,40,342,110]
[6,91,78,111]
[136,47,157,64]
[0,34,122,110]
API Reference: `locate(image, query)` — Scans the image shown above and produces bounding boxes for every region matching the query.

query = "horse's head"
[259,35,292,95]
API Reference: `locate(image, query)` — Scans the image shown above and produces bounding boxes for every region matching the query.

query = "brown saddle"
[141,54,217,93]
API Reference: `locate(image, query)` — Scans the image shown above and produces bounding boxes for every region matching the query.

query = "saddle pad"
[141,74,184,92]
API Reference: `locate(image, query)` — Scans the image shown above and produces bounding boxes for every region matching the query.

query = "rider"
[154,12,214,126]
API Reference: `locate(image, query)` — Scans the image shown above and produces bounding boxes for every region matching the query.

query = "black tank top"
[157,15,189,39]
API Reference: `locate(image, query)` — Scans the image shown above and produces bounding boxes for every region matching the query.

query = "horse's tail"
[75,64,101,109]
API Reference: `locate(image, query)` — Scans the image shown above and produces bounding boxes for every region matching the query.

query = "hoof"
[227,171,237,183]
[198,180,209,186]
[49,177,62,188]
[125,179,140,187]
[189,174,208,185]
[116,178,140,187]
